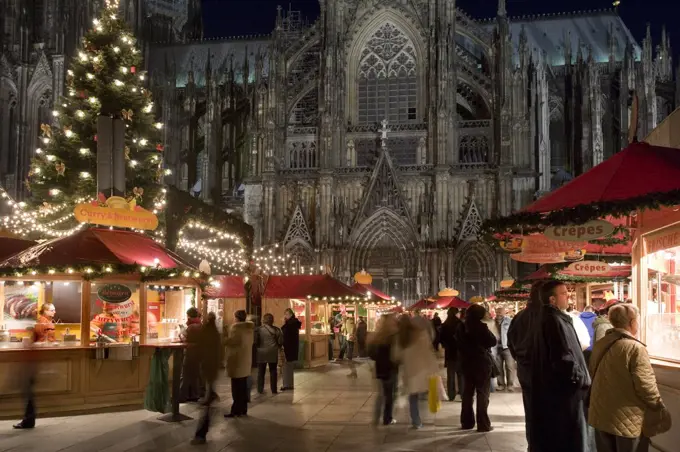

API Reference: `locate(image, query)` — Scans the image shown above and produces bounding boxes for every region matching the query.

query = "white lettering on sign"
[561,260,612,276]
[544,219,615,242]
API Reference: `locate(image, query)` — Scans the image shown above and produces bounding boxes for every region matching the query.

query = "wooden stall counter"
[0,344,154,420]
[302,333,330,368]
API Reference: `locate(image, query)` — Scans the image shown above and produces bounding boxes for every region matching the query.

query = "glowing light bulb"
[52,110,59,117]
[64,129,73,138]
[35,148,43,154]
[33,167,41,174]
[78,52,88,61]
[164,169,172,175]
[93,19,100,26]
[139,74,145,81]
[120,67,128,73]
[113,79,124,86]
[79,148,89,155]
[42,137,50,144]
[88,96,98,104]
[130,160,138,167]
[49,189,61,196]
[46,155,56,161]
[86,73,94,79]
[154,122,163,130]
[76,110,85,118]
[139,138,148,146]
[113,46,120,53]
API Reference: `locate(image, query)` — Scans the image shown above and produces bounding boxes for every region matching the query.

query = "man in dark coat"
[507,281,545,448]
[356,317,368,357]
[280,308,301,391]
[529,280,591,452]
[439,307,463,401]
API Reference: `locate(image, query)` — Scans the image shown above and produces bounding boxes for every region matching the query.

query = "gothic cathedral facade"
[1,1,678,303]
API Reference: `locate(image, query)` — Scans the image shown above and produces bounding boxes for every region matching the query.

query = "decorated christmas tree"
[27,0,165,212]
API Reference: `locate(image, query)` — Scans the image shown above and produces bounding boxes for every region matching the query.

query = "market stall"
[261,274,366,368]
[483,141,680,450]
[203,275,248,333]
[0,228,203,419]
[351,270,396,331]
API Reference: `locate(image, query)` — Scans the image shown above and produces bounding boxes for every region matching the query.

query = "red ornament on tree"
[79,91,86,98]
[156,143,164,151]
[130,66,136,74]
[94,135,98,142]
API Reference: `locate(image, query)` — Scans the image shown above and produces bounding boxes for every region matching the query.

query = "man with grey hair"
[588,303,667,452]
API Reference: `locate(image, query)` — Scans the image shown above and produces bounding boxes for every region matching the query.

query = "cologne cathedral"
[0,0,677,302]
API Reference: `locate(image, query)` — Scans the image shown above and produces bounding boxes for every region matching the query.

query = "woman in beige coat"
[224,310,254,418]
[588,304,667,452]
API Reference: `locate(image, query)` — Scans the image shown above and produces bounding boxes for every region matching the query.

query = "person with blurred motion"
[280,308,301,391]
[224,310,254,418]
[356,316,368,358]
[440,307,464,401]
[507,281,545,449]
[392,315,438,429]
[245,314,259,402]
[530,280,591,452]
[179,307,204,403]
[191,313,223,445]
[367,314,399,426]
[456,304,497,432]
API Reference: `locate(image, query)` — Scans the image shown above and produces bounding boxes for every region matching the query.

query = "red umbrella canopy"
[525,142,680,214]
[0,237,36,262]
[1,228,192,269]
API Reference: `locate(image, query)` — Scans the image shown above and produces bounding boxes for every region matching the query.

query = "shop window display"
[146,286,195,344]
[1,281,82,347]
[645,248,680,361]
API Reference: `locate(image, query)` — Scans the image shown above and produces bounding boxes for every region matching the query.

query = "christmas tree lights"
[27,0,163,213]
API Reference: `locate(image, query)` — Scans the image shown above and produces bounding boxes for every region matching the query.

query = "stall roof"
[524,142,680,214]
[204,275,247,298]
[264,275,366,300]
[0,237,36,262]
[352,283,392,301]
[407,298,434,311]
[0,228,193,269]
[432,296,470,309]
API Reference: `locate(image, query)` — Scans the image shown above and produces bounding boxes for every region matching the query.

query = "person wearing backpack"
[255,313,283,395]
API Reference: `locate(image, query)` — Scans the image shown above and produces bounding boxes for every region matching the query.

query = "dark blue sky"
[203,0,678,59]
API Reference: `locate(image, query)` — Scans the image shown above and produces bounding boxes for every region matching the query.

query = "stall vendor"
[34,303,56,342]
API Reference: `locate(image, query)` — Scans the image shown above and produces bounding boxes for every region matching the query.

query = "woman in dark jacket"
[456,304,497,432]
[280,308,301,391]
[440,307,463,401]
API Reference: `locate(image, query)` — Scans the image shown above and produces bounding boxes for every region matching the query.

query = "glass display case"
[146,286,196,344]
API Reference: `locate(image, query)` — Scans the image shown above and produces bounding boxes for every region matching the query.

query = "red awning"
[204,275,246,298]
[0,237,36,262]
[407,298,434,311]
[432,296,470,309]
[352,283,392,301]
[1,228,193,269]
[263,275,365,300]
[523,142,680,214]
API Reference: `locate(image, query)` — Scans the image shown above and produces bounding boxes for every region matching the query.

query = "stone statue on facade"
[438,272,446,292]
[417,137,427,164]
[346,139,356,167]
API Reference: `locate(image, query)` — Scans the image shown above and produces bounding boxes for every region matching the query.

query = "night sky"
[202,0,679,59]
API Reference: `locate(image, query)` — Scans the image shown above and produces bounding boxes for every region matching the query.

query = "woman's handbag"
[643,404,672,437]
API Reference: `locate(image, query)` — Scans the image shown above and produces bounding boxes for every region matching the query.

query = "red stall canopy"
[0,237,36,262]
[264,274,366,300]
[204,275,247,298]
[407,298,434,311]
[524,142,680,214]
[352,282,392,301]
[1,228,193,269]
[432,296,470,309]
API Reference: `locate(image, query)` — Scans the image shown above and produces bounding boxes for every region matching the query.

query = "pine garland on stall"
[27,0,164,212]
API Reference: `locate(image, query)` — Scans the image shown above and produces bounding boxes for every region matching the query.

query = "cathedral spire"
[497,0,507,17]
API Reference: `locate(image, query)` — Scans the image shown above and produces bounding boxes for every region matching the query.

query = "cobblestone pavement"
[0,359,527,451]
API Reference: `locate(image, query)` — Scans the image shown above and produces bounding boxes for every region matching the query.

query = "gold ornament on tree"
[40,124,52,138]
[132,187,144,199]
[124,146,131,160]
[55,162,66,176]
[40,202,52,212]
[121,109,133,121]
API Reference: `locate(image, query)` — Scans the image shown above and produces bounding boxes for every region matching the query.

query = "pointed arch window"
[357,23,418,125]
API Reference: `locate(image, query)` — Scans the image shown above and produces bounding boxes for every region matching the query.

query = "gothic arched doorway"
[349,208,418,302]
[452,240,497,299]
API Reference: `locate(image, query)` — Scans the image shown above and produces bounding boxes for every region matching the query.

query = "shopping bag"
[428,375,441,414]
[437,375,448,402]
